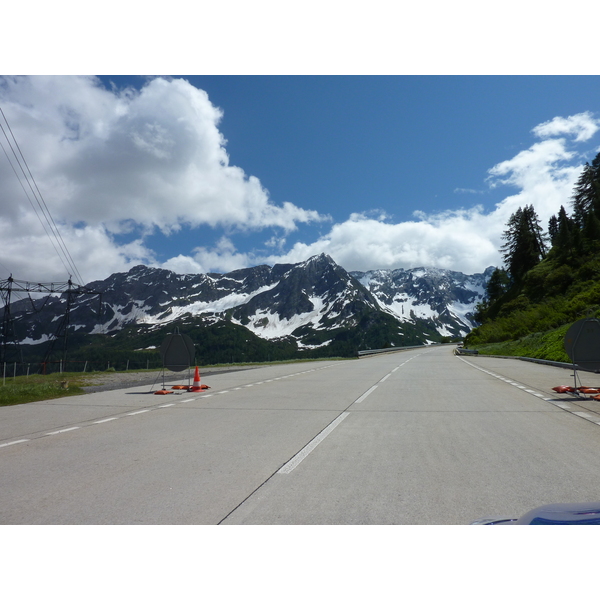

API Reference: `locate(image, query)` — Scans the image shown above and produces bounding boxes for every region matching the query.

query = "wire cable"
[0,107,84,285]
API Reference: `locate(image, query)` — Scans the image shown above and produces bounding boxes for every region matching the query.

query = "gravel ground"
[80,365,262,393]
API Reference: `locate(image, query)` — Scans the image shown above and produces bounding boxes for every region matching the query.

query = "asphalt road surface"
[2,346,600,524]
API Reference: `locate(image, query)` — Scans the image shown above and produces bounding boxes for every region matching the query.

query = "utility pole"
[0,276,102,374]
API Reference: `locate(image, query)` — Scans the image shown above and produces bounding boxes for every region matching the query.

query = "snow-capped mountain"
[351,266,494,339]
[5,254,493,359]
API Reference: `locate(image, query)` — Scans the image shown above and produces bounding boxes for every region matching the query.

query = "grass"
[469,324,572,363]
[0,356,356,406]
[0,372,90,406]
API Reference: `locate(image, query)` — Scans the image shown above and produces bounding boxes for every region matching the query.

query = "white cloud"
[0,78,598,283]
[0,213,155,283]
[0,76,326,281]
[179,112,597,275]
[454,188,486,194]
[264,209,502,274]
[532,112,600,142]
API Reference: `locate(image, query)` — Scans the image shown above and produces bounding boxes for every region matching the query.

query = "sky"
[1,74,599,285]
[1,3,599,287]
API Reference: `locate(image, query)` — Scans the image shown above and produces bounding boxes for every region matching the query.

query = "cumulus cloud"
[162,237,253,274]
[532,111,600,142]
[262,209,502,274]
[0,76,325,281]
[1,77,598,282]
[183,112,598,275]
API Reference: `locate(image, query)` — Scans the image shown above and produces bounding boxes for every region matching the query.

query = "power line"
[0,106,84,285]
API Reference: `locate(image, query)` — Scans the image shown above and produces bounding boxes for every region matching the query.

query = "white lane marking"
[4,364,342,443]
[46,427,79,436]
[0,439,29,448]
[392,367,399,373]
[278,412,350,474]
[457,356,600,426]
[380,373,391,383]
[355,385,378,404]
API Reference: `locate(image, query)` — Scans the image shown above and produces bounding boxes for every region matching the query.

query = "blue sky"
[1,1,600,285]
[1,75,599,284]
[123,75,600,260]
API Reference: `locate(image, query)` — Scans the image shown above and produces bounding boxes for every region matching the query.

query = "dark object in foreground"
[472,502,600,524]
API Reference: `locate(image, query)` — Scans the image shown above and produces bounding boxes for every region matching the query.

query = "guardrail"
[358,344,441,357]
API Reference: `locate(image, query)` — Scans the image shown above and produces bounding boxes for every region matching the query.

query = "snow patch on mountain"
[238,296,326,340]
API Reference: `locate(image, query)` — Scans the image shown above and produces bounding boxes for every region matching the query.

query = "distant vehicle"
[472,502,600,524]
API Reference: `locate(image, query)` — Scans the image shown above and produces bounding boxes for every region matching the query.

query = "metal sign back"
[160,332,195,372]
[564,318,600,372]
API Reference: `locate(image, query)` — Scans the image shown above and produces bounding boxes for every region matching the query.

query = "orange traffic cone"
[189,366,210,392]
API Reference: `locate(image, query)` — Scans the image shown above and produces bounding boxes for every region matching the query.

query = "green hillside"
[465,151,600,360]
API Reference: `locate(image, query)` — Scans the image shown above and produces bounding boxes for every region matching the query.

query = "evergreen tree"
[571,152,600,227]
[486,267,510,303]
[548,214,559,245]
[583,210,600,248]
[501,205,547,283]
[551,205,576,261]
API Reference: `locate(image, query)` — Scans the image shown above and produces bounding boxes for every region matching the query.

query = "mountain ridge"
[4,254,493,363]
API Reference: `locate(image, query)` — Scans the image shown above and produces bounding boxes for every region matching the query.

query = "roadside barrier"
[358,344,441,357]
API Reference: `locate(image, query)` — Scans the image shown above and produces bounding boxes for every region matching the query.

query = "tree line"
[476,150,600,323]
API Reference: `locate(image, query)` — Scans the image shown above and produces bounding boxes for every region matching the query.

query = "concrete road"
[2,346,600,524]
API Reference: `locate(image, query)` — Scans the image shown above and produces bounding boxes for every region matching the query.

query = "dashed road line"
[278,412,350,474]
[1,363,344,450]
[0,439,29,448]
[457,355,600,427]
[46,427,79,436]
[355,385,378,404]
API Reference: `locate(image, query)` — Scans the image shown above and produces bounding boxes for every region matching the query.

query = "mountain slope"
[352,266,493,338]
[4,255,493,363]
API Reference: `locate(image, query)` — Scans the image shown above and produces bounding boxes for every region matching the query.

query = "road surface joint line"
[278,412,350,474]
